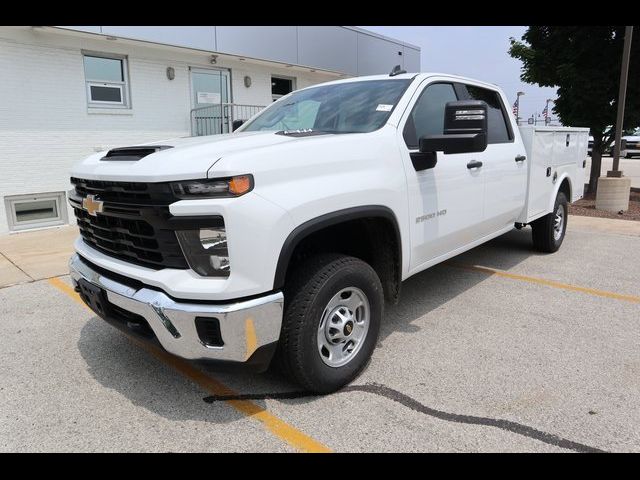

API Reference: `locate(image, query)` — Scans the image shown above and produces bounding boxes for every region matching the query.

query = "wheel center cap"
[343,321,353,336]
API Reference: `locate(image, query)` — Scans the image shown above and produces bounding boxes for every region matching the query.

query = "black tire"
[531,191,568,253]
[275,254,383,393]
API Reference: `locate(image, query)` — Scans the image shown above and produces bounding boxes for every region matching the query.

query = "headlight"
[171,175,253,198]
[176,227,230,277]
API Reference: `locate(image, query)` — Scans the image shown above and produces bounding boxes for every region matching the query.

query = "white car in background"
[622,129,640,158]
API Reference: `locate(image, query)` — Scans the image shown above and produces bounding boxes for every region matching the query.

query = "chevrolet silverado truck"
[68,70,588,393]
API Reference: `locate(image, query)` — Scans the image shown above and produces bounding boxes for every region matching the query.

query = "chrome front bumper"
[69,254,284,364]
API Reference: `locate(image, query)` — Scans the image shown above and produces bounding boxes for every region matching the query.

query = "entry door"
[190,68,231,135]
[399,81,486,272]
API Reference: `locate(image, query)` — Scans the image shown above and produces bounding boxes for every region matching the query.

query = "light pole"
[596,26,634,213]
[609,26,634,177]
[516,91,525,125]
[545,98,553,125]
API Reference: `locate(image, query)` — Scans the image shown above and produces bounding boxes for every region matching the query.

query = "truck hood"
[70,131,301,182]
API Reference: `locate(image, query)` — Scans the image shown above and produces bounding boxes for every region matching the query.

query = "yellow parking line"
[48,276,332,453]
[448,263,640,304]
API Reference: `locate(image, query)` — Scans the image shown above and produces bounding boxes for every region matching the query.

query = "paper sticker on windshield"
[376,104,394,112]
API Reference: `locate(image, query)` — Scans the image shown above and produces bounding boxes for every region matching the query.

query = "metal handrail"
[190,102,265,136]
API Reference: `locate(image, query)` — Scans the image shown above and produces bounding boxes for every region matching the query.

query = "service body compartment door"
[573,133,587,201]
[518,126,589,222]
[521,129,554,221]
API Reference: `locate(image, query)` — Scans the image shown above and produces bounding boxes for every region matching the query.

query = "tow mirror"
[419,100,488,154]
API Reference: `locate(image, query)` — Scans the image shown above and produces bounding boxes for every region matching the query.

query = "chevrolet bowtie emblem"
[82,194,104,216]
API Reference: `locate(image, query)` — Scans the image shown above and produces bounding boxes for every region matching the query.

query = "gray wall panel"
[215,26,297,64]
[57,26,102,34]
[357,33,405,76]
[298,26,357,75]
[54,26,420,75]
[100,26,216,51]
[403,46,421,73]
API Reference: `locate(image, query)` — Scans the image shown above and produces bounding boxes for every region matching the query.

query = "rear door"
[397,79,486,272]
[458,84,527,232]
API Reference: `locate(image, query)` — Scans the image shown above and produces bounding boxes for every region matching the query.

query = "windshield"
[241,79,412,134]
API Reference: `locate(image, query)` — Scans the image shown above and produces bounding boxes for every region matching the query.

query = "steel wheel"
[316,287,370,368]
[553,204,565,241]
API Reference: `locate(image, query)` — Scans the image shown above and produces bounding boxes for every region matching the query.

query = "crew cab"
[68,71,588,393]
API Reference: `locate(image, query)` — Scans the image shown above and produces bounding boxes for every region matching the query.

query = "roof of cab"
[309,72,503,92]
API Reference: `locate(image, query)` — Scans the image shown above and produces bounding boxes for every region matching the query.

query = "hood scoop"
[100,145,173,161]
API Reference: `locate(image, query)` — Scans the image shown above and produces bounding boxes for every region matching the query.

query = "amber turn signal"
[228,175,253,195]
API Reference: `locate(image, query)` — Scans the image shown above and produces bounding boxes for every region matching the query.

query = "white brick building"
[0,26,420,235]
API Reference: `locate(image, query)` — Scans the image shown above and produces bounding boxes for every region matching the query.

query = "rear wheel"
[531,191,568,253]
[275,254,383,393]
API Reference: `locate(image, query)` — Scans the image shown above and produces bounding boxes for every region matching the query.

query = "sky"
[361,26,558,122]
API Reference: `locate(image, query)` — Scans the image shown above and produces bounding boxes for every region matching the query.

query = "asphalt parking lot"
[1,217,639,452]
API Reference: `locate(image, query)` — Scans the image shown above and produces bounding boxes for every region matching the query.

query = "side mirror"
[419,100,488,154]
[232,119,245,132]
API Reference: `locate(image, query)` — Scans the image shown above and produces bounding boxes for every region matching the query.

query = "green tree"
[509,26,639,193]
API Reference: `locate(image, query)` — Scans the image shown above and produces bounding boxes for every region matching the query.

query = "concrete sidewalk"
[0,225,77,287]
[0,216,639,289]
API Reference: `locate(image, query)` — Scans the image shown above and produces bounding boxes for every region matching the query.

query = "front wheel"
[275,254,383,393]
[531,191,568,253]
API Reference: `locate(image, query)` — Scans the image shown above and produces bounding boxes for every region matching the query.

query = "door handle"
[467,160,483,169]
[515,155,526,162]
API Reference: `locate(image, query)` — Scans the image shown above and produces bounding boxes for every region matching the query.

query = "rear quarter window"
[463,85,513,144]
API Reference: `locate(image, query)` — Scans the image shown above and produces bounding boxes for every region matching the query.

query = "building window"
[271,76,295,102]
[83,52,130,108]
[4,192,68,232]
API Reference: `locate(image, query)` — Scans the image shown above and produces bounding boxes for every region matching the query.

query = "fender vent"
[100,145,173,161]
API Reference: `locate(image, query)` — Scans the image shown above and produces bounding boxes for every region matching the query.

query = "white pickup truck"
[69,71,588,393]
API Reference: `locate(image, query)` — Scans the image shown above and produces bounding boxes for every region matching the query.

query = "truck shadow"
[379,227,543,343]
[77,319,248,425]
[77,227,543,422]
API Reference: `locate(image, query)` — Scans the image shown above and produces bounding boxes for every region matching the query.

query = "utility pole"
[609,26,633,177]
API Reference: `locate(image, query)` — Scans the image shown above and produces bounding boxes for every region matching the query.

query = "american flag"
[512,99,519,117]
[542,104,549,119]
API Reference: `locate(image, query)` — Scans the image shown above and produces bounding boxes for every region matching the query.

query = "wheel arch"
[273,205,402,302]
[549,173,572,211]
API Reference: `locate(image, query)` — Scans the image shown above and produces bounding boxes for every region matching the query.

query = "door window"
[191,69,229,108]
[403,83,458,149]
[462,85,513,144]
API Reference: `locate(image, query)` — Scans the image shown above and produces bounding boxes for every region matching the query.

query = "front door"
[190,68,231,135]
[399,80,487,273]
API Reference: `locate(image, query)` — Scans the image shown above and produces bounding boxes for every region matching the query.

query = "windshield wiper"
[275,129,363,137]
[276,129,331,137]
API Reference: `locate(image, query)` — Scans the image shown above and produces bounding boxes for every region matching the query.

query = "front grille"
[70,178,188,270]
[71,177,176,204]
